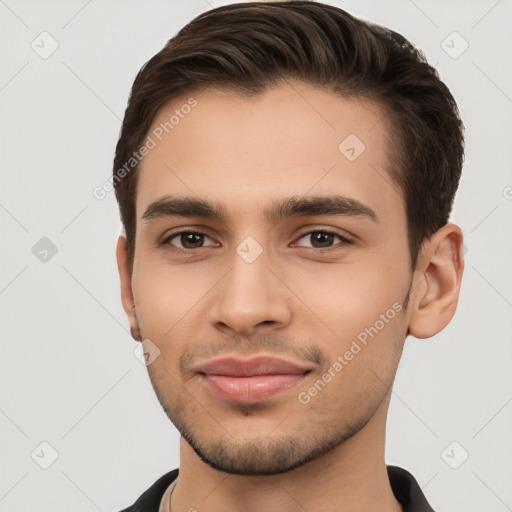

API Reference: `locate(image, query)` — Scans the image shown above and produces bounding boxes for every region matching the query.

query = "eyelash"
[160,229,353,252]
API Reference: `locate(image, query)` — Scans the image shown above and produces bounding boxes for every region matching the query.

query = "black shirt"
[118,465,435,512]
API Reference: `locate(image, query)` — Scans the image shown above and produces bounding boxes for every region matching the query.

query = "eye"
[293,229,352,250]
[160,229,352,252]
[162,231,217,250]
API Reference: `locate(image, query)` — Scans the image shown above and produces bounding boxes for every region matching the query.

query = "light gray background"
[1,0,511,511]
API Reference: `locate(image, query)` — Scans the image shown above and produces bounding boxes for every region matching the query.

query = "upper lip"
[195,356,313,377]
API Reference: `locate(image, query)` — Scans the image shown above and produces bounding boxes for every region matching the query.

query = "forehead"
[136,81,402,225]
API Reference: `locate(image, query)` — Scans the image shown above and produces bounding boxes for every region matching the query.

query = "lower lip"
[200,374,308,403]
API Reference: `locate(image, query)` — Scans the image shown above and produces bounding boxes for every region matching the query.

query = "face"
[124,81,414,475]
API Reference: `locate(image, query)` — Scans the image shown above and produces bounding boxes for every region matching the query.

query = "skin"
[116,80,464,512]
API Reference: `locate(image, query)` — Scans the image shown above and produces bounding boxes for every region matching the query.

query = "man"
[113,1,465,511]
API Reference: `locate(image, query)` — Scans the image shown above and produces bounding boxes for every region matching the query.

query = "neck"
[170,392,402,512]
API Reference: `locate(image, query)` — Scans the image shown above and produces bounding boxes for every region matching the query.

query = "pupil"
[312,232,332,248]
[182,233,203,248]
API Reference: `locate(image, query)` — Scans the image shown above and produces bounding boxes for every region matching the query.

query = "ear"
[116,235,142,342]
[408,223,465,339]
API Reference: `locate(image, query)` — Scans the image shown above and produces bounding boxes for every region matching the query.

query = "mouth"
[196,356,313,404]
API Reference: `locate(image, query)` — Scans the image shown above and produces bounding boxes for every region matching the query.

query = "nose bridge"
[231,243,271,297]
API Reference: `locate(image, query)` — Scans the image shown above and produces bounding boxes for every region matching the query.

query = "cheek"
[290,256,408,340]
[131,257,203,339]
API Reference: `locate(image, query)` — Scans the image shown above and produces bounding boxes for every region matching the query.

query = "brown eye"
[294,230,352,249]
[163,231,216,250]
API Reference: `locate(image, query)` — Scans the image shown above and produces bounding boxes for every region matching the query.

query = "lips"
[196,356,312,376]
[196,356,312,404]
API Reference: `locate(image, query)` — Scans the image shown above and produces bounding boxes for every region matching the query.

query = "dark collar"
[387,465,436,512]
[119,465,435,512]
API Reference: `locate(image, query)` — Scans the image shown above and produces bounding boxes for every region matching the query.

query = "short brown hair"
[113,0,464,273]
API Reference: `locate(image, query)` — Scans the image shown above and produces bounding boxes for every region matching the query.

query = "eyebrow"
[141,195,378,224]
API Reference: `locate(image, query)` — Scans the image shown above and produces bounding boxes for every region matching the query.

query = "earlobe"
[408,223,465,339]
[116,235,142,342]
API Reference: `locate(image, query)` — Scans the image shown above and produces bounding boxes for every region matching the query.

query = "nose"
[208,249,293,337]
